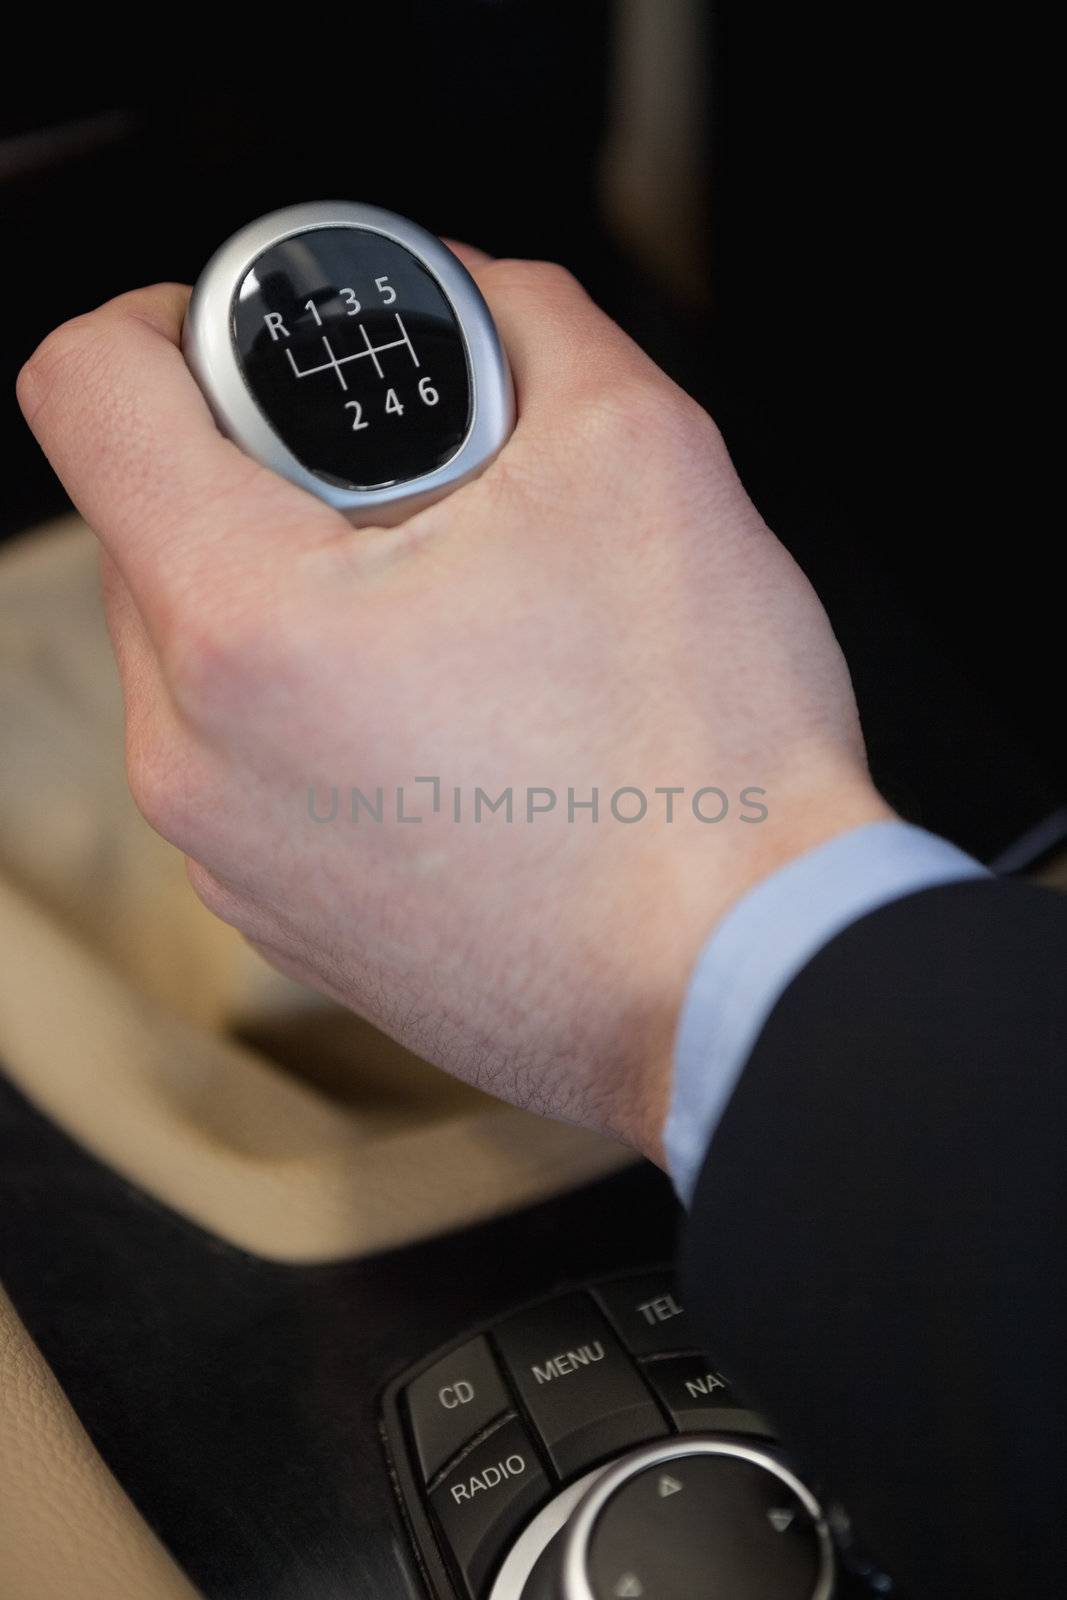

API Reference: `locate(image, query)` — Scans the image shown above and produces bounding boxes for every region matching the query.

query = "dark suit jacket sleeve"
[681,877,1066,1599]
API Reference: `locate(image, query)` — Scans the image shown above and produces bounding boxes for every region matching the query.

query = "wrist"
[614,774,896,1168]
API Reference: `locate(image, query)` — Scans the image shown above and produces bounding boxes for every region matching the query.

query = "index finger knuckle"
[17,315,110,427]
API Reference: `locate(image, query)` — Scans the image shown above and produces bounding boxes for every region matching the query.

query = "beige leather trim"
[0,519,633,1264]
[0,1285,201,1600]
[0,872,631,1263]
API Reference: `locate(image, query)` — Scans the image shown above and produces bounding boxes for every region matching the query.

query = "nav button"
[641,1354,774,1439]
[430,1415,550,1598]
[406,1335,512,1483]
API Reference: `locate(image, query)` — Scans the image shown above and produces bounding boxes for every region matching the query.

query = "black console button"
[429,1415,550,1598]
[593,1273,694,1357]
[493,1294,665,1480]
[641,1355,774,1438]
[406,1335,512,1483]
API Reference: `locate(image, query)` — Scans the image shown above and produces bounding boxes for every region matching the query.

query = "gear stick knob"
[183,201,514,524]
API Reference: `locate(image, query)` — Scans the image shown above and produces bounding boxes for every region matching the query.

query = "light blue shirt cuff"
[664,820,989,1206]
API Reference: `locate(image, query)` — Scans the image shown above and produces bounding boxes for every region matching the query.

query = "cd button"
[406,1335,512,1483]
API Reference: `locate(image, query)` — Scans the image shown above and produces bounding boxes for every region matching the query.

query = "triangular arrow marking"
[658,1473,684,1497]
[614,1576,644,1598]
[768,1507,795,1533]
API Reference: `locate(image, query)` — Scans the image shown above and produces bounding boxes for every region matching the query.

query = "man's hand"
[17,251,890,1162]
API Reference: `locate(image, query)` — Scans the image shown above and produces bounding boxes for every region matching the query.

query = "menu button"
[494,1293,665,1479]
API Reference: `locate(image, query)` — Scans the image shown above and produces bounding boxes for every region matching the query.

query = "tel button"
[406,1335,512,1483]
[592,1273,693,1357]
[430,1415,550,1598]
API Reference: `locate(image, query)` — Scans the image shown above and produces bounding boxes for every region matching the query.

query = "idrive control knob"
[491,1437,836,1600]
